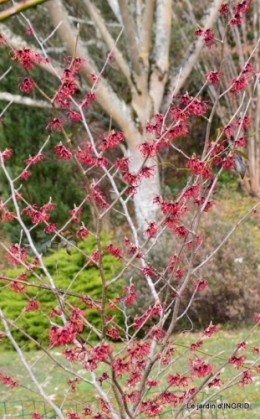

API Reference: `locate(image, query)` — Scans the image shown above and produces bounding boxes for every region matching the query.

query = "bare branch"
[163,0,224,111]
[0,0,48,21]
[149,0,172,112]
[107,0,122,24]
[83,0,132,86]
[0,92,52,108]
[117,0,141,75]
[46,0,140,148]
[139,0,156,70]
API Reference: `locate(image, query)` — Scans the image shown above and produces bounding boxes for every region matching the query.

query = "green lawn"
[0,328,260,418]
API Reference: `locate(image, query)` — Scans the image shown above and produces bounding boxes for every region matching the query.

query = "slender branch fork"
[0,2,260,419]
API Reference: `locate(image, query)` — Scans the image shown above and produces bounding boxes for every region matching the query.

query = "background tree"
[191,0,260,195]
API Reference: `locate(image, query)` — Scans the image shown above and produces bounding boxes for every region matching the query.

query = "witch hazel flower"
[11,47,46,70]
[1,148,12,160]
[46,118,63,132]
[54,143,71,160]
[76,224,89,240]
[230,63,255,95]
[18,77,35,93]
[19,170,32,180]
[99,131,124,151]
[205,71,221,86]
[195,28,215,48]
[25,153,44,165]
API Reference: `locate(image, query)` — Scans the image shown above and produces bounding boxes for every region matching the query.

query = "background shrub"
[0,234,124,349]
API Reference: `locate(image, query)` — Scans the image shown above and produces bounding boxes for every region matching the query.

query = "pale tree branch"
[149,0,172,113]
[117,0,141,76]
[46,0,141,149]
[162,0,224,111]
[0,92,52,108]
[0,0,48,21]
[106,0,122,24]
[83,0,132,87]
[139,0,156,70]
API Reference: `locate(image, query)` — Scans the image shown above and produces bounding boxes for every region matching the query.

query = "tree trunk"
[129,149,160,231]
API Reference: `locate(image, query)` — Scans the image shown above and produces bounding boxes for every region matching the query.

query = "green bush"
[0,235,124,350]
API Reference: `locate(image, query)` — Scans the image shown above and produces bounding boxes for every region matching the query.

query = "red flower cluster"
[138,140,160,157]
[239,369,253,387]
[20,170,32,180]
[187,158,211,179]
[141,266,155,277]
[54,143,71,160]
[22,201,55,224]
[144,222,158,238]
[49,320,82,347]
[203,324,219,337]
[107,243,122,260]
[19,77,35,93]
[67,111,81,121]
[178,94,209,116]
[230,63,255,95]
[195,28,215,48]
[89,343,111,363]
[167,254,180,272]
[167,373,190,387]
[0,371,19,389]
[219,3,228,15]
[121,284,136,306]
[46,118,63,132]
[1,148,12,160]
[25,300,40,311]
[208,377,223,388]
[8,281,27,293]
[115,157,130,172]
[66,413,80,419]
[229,355,246,368]
[76,225,89,240]
[154,195,187,216]
[190,358,213,377]
[126,340,150,360]
[139,400,163,417]
[44,223,57,234]
[99,131,124,151]
[25,153,44,165]
[205,71,221,86]
[106,328,120,340]
[76,143,95,166]
[5,244,27,265]
[194,278,208,292]
[190,340,203,351]
[86,184,108,209]
[67,377,81,393]
[230,0,251,25]
[11,47,47,70]
[133,303,162,330]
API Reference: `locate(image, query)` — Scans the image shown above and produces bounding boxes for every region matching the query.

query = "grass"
[0,328,260,418]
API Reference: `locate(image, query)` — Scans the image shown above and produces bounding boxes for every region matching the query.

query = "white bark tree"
[0,0,223,229]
